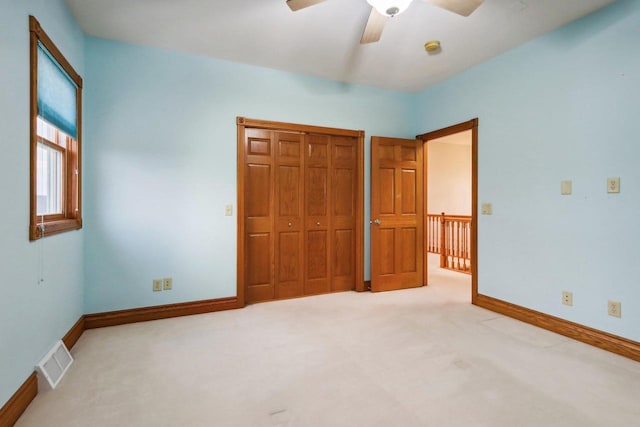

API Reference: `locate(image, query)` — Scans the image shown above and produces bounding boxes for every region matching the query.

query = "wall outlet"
[608,300,621,318]
[163,277,173,291]
[561,180,572,195]
[562,291,573,306]
[607,177,620,193]
[153,279,163,292]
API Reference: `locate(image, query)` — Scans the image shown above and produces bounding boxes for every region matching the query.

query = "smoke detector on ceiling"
[424,40,441,53]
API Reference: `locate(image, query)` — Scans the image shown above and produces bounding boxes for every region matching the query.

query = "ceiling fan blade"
[424,0,484,17]
[360,7,388,44]
[286,0,327,12]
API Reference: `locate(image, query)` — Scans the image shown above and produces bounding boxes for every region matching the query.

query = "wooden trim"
[422,137,429,285]
[37,137,65,152]
[76,75,83,226]
[84,297,240,329]
[418,118,478,301]
[471,120,478,303]
[475,294,640,362]
[29,21,38,241]
[30,219,82,240]
[62,316,85,350]
[416,120,475,141]
[0,372,37,427]
[28,16,82,87]
[237,116,362,138]
[354,131,366,292]
[236,123,247,308]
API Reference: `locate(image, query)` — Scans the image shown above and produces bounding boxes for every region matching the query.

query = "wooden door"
[331,136,357,291]
[239,116,364,305]
[304,134,331,295]
[304,134,357,294]
[274,131,305,299]
[244,128,276,302]
[370,137,424,292]
[305,134,331,295]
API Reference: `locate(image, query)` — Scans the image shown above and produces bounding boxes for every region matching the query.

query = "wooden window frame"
[29,16,83,240]
[36,126,68,222]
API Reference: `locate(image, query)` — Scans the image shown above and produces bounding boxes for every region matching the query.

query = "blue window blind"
[37,42,78,139]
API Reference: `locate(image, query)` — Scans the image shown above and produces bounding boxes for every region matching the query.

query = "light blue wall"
[83,37,415,313]
[414,0,640,341]
[0,0,84,409]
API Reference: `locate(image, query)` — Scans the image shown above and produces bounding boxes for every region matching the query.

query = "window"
[29,16,82,240]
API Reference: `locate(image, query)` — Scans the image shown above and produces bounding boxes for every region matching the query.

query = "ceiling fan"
[286,0,484,44]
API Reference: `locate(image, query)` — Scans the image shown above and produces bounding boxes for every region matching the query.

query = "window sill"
[30,218,82,241]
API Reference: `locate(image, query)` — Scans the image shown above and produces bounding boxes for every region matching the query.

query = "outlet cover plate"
[608,300,621,318]
[607,177,620,193]
[562,291,573,306]
[163,277,173,290]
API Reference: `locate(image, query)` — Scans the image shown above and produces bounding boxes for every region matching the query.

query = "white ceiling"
[65,0,615,92]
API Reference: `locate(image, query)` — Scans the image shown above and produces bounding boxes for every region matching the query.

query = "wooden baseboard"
[475,294,640,362]
[62,316,85,350]
[84,297,240,329]
[0,372,37,427]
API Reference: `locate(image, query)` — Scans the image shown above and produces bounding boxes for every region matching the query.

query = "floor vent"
[36,340,74,390]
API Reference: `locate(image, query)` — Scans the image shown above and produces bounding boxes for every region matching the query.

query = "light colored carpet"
[17,263,640,426]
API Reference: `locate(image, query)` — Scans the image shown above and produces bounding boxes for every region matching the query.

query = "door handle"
[288,222,292,227]
[371,218,381,225]
[316,221,321,226]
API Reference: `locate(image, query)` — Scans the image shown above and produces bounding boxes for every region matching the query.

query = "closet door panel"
[331,136,356,291]
[307,168,328,217]
[333,168,354,217]
[245,129,275,303]
[333,229,353,277]
[246,233,273,301]
[275,132,305,299]
[305,134,331,295]
[306,230,329,295]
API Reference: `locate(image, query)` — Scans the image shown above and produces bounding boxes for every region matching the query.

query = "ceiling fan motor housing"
[367,0,414,17]
[386,6,400,16]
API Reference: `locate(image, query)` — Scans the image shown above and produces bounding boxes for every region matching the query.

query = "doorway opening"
[418,119,478,303]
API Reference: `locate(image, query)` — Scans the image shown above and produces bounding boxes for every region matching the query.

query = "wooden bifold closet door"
[305,134,357,295]
[239,118,362,304]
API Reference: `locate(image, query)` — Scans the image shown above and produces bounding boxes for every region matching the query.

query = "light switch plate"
[225,204,233,216]
[561,180,572,195]
[607,177,620,193]
[481,203,492,215]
